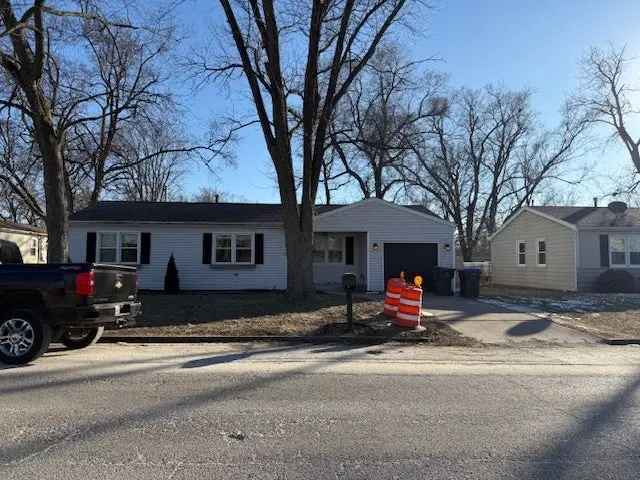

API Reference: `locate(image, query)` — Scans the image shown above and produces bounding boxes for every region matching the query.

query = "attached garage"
[314,198,456,291]
[383,243,439,285]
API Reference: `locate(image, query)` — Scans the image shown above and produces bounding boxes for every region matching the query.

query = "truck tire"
[0,309,52,365]
[60,327,104,350]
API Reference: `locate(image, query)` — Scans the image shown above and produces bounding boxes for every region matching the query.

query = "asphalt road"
[1,342,640,479]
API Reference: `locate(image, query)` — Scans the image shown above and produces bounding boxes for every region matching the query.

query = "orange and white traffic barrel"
[395,284,423,328]
[383,278,404,318]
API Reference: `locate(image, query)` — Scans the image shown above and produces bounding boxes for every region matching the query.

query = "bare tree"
[62,14,179,207]
[404,86,586,261]
[329,45,446,200]
[0,1,227,260]
[572,46,640,178]
[0,111,45,222]
[210,0,415,298]
[0,0,78,261]
[317,147,350,204]
[116,120,187,202]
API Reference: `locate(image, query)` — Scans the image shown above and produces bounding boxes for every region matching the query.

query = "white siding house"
[69,224,286,290]
[69,198,456,291]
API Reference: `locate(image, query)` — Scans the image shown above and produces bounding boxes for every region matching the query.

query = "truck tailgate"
[90,264,137,304]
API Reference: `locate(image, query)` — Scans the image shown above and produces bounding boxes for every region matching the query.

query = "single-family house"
[68,198,456,291]
[0,220,47,264]
[489,202,640,292]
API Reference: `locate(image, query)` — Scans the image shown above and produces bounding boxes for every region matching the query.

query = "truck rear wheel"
[0,309,52,365]
[60,327,104,350]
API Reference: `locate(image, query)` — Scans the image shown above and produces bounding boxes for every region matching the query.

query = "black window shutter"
[345,236,354,265]
[202,233,212,264]
[141,233,151,264]
[255,233,264,264]
[599,234,610,268]
[86,232,96,263]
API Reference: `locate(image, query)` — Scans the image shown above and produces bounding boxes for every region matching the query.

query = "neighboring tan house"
[489,202,640,292]
[0,220,47,264]
[68,198,456,291]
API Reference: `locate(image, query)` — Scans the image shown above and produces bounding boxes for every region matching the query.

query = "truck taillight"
[76,271,96,296]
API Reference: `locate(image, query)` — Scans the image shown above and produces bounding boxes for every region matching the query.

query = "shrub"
[595,269,636,293]
[164,254,180,293]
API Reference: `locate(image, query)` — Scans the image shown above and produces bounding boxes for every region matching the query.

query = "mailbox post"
[342,273,357,332]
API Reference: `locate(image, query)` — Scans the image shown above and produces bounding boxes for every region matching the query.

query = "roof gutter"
[68,220,284,226]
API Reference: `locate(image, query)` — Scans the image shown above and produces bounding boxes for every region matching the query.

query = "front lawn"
[481,286,640,339]
[105,291,474,345]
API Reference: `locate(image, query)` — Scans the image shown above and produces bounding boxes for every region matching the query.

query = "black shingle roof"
[530,206,640,227]
[69,201,442,223]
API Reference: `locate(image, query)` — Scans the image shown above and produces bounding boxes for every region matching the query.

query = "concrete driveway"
[423,294,597,344]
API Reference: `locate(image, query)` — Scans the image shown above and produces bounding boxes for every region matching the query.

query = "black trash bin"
[434,267,455,296]
[459,269,481,298]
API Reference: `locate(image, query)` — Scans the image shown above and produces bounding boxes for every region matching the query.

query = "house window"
[215,235,232,263]
[235,234,252,263]
[327,235,343,263]
[630,237,640,266]
[120,233,139,263]
[517,241,526,266]
[214,233,253,264]
[537,239,546,266]
[610,235,640,267]
[98,232,139,264]
[29,238,38,257]
[99,233,117,262]
[313,233,344,264]
[312,234,327,263]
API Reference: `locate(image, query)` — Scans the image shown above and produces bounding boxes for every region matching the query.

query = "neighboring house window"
[537,239,547,266]
[98,232,139,264]
[517,241,526,266]
[313,233,343,263]
[29,238,37,257]
[610,235,640,267]
[39,238,46,262]
[214,233,254,264]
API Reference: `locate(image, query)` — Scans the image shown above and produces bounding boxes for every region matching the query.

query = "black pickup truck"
[0,239,141,365]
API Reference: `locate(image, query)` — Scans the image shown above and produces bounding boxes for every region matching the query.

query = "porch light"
[443,243,452,252]
[372,242,379,251]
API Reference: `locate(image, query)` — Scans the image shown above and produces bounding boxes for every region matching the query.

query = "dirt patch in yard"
[481,286,640,339]
[105,292,474,345]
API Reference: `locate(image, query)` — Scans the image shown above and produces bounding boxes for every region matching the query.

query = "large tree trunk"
[282,206,315,300]
[35,121,69,263]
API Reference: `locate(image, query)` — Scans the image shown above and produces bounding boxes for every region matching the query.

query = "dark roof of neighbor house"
[530,205,640,228]
[0,219,46,235]
[69,200,442,223]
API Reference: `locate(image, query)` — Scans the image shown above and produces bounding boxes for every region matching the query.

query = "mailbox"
[342,272,357,291]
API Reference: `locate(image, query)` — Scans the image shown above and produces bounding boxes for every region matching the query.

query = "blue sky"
[173,0,640,204]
